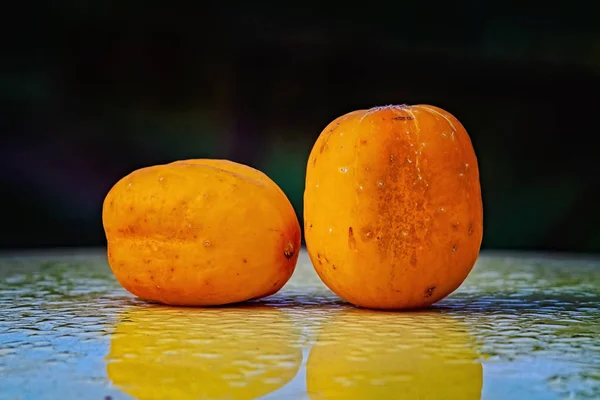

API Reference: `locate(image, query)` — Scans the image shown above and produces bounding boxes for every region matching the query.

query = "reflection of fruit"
[102,159,301,306]
[106,305,303,400]
[307,309,482,399]
[304,105,483,309]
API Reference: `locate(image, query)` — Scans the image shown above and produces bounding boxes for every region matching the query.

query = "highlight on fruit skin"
[304,104,483,310]
[102,159,301,306]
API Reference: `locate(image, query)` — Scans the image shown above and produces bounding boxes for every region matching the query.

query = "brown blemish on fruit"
[468,222,474,236]
[424,286,436,297]
[393,116,415,121]
[319,141,329,154]
[360,139,368,145]
[170,268,174,272]
[348,227,357,250]
[284,242,295,259]
[316,253,327,265]
[328,121,341,134]
[243,258,247,263]
[452,244,457,252]
[410,253,417,266]
[360,226,374,241]
[452,223,459,231]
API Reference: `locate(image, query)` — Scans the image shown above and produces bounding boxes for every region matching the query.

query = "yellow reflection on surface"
[307,309,482,400]
[106,305,302,400]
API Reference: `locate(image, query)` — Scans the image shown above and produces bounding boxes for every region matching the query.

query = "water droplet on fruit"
[203,241,211,247]
[407,158,413,164]
[377,181,384,187]
[465,163,470,168]
[329,228,333,233]
[359,185,364,190]
[159,177,164,182]
[340,167,349,173]
[459,173,465,178]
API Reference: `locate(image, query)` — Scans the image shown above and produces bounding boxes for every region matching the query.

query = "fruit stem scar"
[284,242,295,259]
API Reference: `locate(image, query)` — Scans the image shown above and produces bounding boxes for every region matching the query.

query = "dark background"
[2,3,599,253]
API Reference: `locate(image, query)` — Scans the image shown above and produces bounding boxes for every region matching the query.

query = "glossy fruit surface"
[103,159,301,306]
[304,105,483,309]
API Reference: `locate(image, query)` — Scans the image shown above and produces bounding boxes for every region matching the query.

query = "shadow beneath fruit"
[435,293,600,315]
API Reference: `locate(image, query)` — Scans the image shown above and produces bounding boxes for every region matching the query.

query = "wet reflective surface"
[0,250,599,399]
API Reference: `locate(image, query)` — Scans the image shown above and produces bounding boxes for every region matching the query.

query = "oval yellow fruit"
[304,105,483,309]
[103,159,301,306]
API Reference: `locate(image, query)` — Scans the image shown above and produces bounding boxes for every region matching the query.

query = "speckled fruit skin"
[102,159,301,306]
[304,105,483,310]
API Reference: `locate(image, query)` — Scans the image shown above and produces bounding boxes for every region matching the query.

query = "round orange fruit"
[102,159,301,306]
[304,105,483,309]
